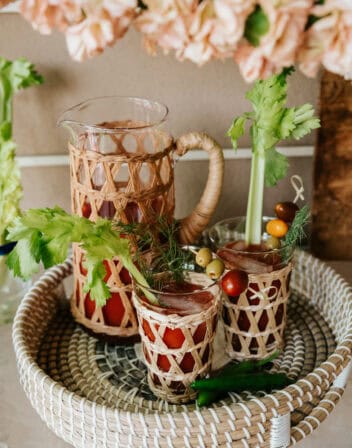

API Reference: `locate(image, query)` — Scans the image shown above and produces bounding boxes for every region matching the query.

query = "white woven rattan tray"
[12,251,352,447]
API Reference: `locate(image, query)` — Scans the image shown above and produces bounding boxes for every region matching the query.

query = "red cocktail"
[210,217,294,360]
[132,272,221,404]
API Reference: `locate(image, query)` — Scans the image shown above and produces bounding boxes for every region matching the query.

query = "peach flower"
[136,0,255,65]
[235,0,313,82]
[20,0,82,34]
[182,0,255,65]
[135,0,197,57]
[65,0,137,61]
[299,0,352,79]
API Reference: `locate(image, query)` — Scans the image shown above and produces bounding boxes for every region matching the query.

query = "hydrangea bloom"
[299,0,352,79]
[235,0,313,82]
[66,1,137,61]
[18,0,137,61]
[20,0,82,34]
[136,0,255,66]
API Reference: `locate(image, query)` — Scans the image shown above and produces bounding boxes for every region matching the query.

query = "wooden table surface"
[0,261,351,448]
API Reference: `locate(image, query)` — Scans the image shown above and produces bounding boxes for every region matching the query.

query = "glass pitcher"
[58,96,224,341]
[58,96,224,242]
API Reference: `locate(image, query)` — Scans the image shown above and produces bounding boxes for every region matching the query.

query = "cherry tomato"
[266,219,288,238]
[157,354,171,372]
[163,327,185,349]
[180,353,195,373]
[221,269,248,297]
[82,201,91,218]
[102,291,127,326]
[275,201,299,223]
[84,293,96,318]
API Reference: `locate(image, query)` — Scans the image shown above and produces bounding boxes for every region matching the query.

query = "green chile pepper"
[192,372,293,393]
[194,352,279,407]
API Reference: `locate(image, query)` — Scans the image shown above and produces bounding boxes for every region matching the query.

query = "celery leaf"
[264,148,289,187]
[227,114,252,150]
[6,207,157,306]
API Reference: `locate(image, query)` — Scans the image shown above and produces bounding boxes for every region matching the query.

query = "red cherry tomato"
[81,201,91,218]
[221,269,249,297]
[84,293,96,318]
[102,292,127,326]
[157,354,171,372]
[163,327,185,349]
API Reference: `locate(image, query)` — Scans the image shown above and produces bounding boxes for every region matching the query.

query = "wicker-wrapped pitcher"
[58,96,224,341]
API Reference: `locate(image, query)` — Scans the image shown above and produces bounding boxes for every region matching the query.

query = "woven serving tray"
[13,251,352,448]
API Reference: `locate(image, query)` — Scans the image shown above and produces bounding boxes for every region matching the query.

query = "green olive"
[266,236,281,250]
[206,259,225,279]
[196,247,213,268]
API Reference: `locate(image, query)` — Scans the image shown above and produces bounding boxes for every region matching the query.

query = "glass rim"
[133,272,219,298]
[209,216,295,255]
[57,95,169,134]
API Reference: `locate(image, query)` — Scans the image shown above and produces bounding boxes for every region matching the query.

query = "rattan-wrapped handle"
[176,132,224,244]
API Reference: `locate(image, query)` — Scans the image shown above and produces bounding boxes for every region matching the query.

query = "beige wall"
[1,13,318,222]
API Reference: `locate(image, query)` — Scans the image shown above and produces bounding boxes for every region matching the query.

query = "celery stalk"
[245,150,265,245]
[227,69,320,247]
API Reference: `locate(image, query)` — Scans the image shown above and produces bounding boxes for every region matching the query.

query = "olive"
[266,236,281,250]
[206,259,225,280]
[196,247,213,267]
[266,219,288,238]
[275,201,299,223]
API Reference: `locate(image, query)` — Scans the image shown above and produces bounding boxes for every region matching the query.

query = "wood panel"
[312,71,352,260]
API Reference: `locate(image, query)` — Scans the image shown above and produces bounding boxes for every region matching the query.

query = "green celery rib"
[245,150,265,245]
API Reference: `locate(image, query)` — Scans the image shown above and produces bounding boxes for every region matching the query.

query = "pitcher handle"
[175,132,224,244]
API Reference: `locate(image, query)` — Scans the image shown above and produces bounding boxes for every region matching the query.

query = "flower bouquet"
[1,0,351,82]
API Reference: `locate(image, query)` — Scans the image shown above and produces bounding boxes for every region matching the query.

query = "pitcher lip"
[57,95,169,133]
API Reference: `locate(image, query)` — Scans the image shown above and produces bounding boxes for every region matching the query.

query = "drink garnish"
[227,68,319,246]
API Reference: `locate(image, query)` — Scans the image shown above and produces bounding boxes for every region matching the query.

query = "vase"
[209,217,294,360]
[132,270,221,403]
[58,96,224,341]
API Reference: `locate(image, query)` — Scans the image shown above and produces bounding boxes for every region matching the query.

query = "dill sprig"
[151,219,194,285]
[113,217,194,288]
[282,205,310,263]
[283,205,310,247]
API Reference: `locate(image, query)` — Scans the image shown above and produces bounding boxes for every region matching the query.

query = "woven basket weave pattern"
[12,255,352,447]
[132,282,221,404]
[70,244,138,338]
[224,263,292,360]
